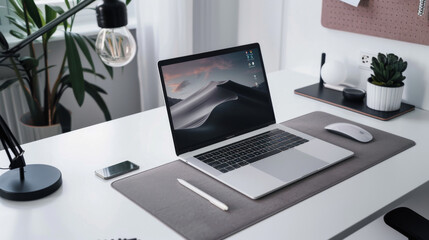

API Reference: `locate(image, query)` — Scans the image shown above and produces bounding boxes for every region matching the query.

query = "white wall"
[238,0,285,73]
[282,1,429,111]
[192,0,285,73]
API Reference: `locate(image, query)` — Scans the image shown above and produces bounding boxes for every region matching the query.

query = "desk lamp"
[0,0,135,201]
[0,114,62,201]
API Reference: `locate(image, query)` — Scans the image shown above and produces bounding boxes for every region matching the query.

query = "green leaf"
[84,79,107,94]
[390,72,401,82]
[83,35,114,79]
[379,61,385,74]
[126,0,132,5]
[378,53,387,65]
[84,82,111,121]
[5,16,28,32]
[400,62,408,72]
[65,32,85,106]
[372,67,383,78]
[65,0,71,9]
[82,68,106,80]
[0,78,18,91]
[72,33,95,72]
[45,5,58,41]
[54,74,70,104]
[22,0,42,28]
[55,104,71,132]
[8,0,25,21]
[0,64,18,71]
[387,53,398,65]
[39,8,46,26]
[104,64,113,79]
[47,6,68,30]
[37,65,56,74]
[371,57,379,69]
[9,30,26,39]
[83,35,95,48]
[64,66,106,80]
[49,5,64,15]
[19,56,39,71]
[62,21,70,31]
[58,76,111,121]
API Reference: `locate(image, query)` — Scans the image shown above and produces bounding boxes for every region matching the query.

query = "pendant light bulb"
[95,0,136,67]
[95,26,136,67]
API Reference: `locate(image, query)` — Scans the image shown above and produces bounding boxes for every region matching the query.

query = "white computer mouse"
[324,122,373,143]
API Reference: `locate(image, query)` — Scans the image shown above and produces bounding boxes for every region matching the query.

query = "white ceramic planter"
[19,113,62,144]
[366,81,404,111]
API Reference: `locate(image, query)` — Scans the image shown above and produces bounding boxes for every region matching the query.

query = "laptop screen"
[158,43,276,155]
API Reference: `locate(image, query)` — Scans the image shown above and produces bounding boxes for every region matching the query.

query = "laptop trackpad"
[252,149,328,183]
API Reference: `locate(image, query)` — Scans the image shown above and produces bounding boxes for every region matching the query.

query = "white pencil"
[177,178,229,211]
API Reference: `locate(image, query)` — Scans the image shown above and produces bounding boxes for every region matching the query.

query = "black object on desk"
[295,83,415,121]
[343,87,366,101]
[0,115,62,201]
[384,207,429,240]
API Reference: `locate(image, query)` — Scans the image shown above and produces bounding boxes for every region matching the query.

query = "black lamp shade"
[96,0,128,28]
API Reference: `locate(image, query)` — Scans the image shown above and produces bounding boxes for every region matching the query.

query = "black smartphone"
[95,160,139,180]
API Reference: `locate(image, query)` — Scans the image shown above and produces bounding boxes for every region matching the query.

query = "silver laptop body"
[158,43,353,199]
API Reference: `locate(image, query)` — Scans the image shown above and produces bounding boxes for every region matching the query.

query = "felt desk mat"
[112,111,415,240]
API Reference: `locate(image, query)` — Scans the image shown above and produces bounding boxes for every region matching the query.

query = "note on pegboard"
[322,0,429,46]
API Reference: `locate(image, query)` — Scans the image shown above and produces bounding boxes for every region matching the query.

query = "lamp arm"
[0,115,26,169]
[0,0,96,59]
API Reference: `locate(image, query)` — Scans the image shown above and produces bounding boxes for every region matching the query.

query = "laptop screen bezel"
[158,43,277,156]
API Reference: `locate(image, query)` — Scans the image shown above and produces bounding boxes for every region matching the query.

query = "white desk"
[1,70,428,240]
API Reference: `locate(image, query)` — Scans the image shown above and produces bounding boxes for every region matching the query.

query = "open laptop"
[158,43,353,199]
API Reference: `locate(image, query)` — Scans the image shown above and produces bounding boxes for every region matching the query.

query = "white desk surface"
[1,70,428,240]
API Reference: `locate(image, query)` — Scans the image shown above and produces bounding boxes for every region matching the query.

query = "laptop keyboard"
[194,129,309,173]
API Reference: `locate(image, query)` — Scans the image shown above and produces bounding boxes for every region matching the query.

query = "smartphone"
[95,160,139,180]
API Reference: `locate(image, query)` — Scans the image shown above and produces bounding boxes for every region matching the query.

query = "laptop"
[158,43,354,199]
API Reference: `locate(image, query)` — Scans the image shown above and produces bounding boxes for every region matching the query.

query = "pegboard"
[322,0,429,46]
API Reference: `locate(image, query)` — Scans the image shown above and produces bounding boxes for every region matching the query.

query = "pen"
[177,178,229,211]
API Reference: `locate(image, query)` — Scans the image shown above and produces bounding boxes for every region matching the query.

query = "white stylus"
[177,178,229,211]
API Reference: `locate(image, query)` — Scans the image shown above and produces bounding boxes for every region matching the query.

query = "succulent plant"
[370,53,407,87]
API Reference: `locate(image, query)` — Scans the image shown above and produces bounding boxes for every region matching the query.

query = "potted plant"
[366,53,408,111]
[0,0,114,141]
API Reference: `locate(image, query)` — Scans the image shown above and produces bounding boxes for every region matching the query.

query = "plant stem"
[50,53,67,118]
[43,41,52,125]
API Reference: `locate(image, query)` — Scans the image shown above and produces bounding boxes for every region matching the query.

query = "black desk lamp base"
[0,164,62,201]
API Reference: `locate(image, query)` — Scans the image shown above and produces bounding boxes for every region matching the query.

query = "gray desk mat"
[112,111,415,240]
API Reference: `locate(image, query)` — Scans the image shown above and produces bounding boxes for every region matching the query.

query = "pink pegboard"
[322,0,429,45]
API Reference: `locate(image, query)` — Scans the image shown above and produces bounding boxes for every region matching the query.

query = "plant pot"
[366,81,404,111]
[19,112,63,144]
